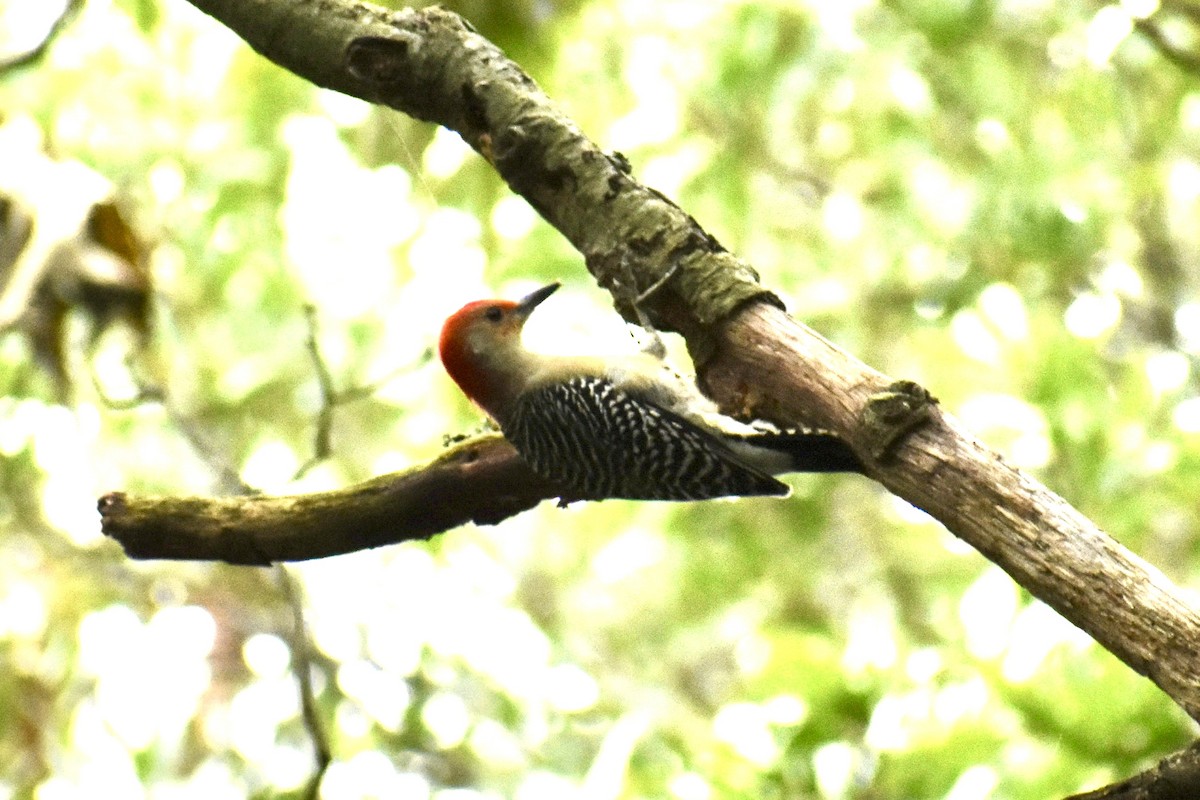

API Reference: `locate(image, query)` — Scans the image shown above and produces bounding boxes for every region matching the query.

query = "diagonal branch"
[100,0,1200,733]
[1066,739,1200,799]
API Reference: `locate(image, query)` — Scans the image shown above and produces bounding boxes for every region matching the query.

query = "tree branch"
[0,0,84,74]
[1066,740,1200,799]
[100,434,560,563]
[1136,16,1200,74]
[100,0,1200,736]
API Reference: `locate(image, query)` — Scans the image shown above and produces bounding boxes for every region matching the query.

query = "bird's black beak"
[515,282,560,317]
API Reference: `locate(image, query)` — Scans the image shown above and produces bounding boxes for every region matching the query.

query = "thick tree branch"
[102,0,1200,740]
[101,434,559,563]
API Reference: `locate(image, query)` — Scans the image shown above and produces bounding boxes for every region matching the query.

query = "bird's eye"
[484,306,504,323]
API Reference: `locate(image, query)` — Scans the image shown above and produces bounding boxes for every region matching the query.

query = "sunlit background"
[1,0,1199,797]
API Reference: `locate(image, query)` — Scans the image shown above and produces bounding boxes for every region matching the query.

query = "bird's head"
[438,282,560,419]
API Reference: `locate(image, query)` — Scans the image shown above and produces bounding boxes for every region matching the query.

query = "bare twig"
[276,567,332,799]
[292,303,427,481]
[1135,17,1200,73]
[293,304,337,481]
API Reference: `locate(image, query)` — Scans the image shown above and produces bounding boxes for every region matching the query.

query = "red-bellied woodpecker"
[439,282,862,501]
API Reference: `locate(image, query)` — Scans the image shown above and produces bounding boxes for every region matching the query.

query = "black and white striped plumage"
[504,375,849,501]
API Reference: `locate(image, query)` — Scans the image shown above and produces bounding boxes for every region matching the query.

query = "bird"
[438,282,862,501]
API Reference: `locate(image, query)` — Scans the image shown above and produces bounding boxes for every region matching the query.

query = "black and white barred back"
[503,376,791,501]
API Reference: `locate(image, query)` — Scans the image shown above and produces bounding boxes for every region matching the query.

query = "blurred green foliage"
[1,0,1199,798]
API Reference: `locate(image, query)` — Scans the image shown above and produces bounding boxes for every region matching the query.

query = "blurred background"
[1,0,1199,797]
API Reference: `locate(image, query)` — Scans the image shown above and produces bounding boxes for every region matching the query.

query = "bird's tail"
[731,429,865,475]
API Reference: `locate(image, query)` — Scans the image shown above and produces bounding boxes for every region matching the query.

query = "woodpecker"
[438,282,862,501]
